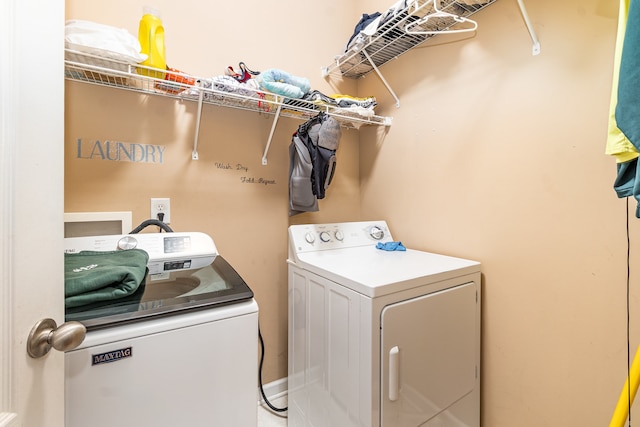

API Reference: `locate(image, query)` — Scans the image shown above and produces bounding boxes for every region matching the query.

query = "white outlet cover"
[150,198,171,223]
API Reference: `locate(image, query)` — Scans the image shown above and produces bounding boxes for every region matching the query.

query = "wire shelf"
[323,0,498,80]
[64,50,391,129]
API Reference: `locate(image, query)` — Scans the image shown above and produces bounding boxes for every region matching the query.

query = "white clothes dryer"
[287,221,481,427]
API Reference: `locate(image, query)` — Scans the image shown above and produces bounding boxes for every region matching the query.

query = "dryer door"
[381,282,478,427]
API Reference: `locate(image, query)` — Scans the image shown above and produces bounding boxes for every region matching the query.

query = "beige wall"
[65,0,632,425]
[64,0,361,391]
[357,0,628,425]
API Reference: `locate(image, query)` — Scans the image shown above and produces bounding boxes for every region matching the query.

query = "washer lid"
[65,255,254,330]
[290,246,480,298]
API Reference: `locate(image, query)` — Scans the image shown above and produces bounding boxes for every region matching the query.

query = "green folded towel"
[65,249,149,308]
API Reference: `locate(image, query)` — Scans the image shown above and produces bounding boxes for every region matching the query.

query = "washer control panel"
[64,232,218,274]
[289,221,393,253]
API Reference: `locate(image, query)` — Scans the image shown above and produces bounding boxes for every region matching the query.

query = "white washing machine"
[64,232,258,427]
[287,221,481,427]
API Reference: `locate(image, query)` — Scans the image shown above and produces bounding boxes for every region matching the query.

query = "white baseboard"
[0,413,18,427]
[257,377,288,405]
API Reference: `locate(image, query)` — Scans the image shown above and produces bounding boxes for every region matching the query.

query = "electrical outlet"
[150,198,171,223]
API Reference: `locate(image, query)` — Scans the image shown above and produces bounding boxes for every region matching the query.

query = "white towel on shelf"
[65,19,146,64]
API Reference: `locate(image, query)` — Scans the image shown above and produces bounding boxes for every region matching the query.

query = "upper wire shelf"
[322,0,498,80]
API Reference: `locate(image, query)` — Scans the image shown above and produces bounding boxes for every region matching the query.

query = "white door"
[1,0,66,426]
[381,282,479,427]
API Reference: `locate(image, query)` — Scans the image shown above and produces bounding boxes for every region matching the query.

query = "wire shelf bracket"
[516,0,541,56]
[262,103,283,165]
[363,49,401,109]
[192,87,204,160]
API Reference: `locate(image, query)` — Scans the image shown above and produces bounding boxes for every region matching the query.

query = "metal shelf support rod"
[192,87,204,160]
[362,49,401,108]
[516,0,541,56]
[262,102,283,165]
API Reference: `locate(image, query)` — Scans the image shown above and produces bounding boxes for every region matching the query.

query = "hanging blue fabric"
[376,241,407,251]
[616,0,640,149]
[610,0,640,217]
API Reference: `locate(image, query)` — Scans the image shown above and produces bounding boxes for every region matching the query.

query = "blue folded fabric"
[376,241,406,251]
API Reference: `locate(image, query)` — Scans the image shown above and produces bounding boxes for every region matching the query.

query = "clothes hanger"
[405,0,478,35]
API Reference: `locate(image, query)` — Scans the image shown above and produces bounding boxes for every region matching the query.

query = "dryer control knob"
[117,235,138,250]
[369,225,385,240]
[305,232,315,244]
[319,231,331,242]
[335,230,344,241]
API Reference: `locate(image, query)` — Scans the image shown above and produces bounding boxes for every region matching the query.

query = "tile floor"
[258,395,288,427]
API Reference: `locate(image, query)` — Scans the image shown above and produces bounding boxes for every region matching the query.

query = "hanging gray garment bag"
[288,133,319,216]
[298,112,342,200]
[288,113,342,215]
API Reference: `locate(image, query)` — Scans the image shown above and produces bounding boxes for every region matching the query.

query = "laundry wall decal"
[75,138,166,164]
[213,160,277,186]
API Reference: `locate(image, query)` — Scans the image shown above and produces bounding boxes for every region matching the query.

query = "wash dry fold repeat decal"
[75,138,166,164]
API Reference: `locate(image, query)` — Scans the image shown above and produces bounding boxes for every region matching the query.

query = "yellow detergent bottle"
[137,6,166,79]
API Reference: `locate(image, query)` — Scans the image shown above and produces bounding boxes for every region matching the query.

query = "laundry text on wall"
[215,162,249,172]
[75,139,166,164]
[241,176,276,185]
[214,159,276,186]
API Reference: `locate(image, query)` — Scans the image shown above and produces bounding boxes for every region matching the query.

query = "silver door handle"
[27,318,86,358]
